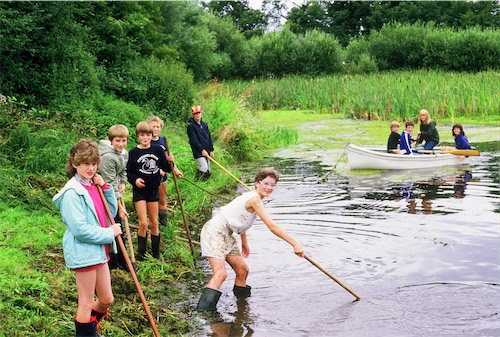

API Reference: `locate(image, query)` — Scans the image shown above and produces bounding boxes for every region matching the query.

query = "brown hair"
[405,120,414,128]
[65,139,101,178]
[108,124,129,141]
[254,168,279,183]
[135,121,153,136]
[452,123,465,137]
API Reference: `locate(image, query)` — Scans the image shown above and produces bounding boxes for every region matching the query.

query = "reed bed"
[223,70,499,121]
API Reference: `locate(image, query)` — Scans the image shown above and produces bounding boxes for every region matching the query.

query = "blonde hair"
[418,109,431,125]
[65,139,101,178]
[146,115,164,129]
[389,120,400,129]
[135,121,153,136]
[108,124,129,141]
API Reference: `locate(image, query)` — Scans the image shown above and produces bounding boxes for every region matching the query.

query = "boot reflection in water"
[210,295,254,337]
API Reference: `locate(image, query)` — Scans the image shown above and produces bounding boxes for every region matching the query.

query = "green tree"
[205,0,268,38]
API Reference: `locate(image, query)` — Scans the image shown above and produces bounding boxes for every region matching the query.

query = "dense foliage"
[1,1,499,112]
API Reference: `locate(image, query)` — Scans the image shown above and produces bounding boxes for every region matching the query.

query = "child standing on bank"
[53,139,122,337]
[387,120,400,153]
[400,121,415,155]
[127,121,173,260]
[98,124,130,272]
[187,105,214,181]
[146,116,184,228]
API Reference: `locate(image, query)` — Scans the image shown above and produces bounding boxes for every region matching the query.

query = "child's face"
[137,132,152,147]
[111,136,128,153]
[73,162,98,181]
[453,127,461,136]
[391,125,400,132]
[406,125,414,133]
[193,111,202,123]
[150,121,162,138]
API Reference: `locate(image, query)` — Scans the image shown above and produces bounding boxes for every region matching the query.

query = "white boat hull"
[347,143,468,170]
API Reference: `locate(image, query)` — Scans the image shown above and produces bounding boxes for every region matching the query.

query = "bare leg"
[226,255,249,287]
[206,257,227,290]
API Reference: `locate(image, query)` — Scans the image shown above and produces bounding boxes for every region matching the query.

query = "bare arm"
[247,197,304,257]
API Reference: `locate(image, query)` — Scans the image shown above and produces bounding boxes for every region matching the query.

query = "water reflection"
[209,299,253,337]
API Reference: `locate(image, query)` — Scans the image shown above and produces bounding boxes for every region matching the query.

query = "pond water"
[191,140,500,337]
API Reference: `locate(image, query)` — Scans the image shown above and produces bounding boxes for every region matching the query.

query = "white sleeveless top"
[218,191,259,234]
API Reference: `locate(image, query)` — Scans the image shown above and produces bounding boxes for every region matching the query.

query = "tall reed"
[222,70,499,121]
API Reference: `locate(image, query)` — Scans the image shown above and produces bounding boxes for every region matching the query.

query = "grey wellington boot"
[196,287,222,311]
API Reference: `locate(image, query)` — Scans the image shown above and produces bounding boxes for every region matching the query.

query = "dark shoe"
[196,287,222,311]
[137,235,147,261]
[75,317,99,337]
[233,285,251,298]
[201,170,211,181]
[194,170,204,181]
[151,234,161,259]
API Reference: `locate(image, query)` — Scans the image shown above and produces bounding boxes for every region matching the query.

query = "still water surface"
[192,141,499,337]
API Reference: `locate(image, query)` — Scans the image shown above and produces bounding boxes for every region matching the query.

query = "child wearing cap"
[187,105,214,181]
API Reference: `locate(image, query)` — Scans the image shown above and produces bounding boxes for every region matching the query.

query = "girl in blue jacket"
[53,139,122,337]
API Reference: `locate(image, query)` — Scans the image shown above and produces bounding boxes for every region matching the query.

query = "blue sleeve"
[59,189,115,245]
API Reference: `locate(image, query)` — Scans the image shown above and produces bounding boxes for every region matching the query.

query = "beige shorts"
[200,215,241,260]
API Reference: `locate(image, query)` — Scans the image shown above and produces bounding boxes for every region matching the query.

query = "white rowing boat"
[347,143,469,170]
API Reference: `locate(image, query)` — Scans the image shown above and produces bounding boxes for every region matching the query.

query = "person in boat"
[416,109,439,150]
[399,120,415,155]
[196,168,305,311]
[441,124,472,151]
[387,120,401,153]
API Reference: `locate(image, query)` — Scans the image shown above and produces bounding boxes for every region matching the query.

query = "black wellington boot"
[151,234,161,259]
[201,170,211,181]
[137,235,147,261]
[75,318,99,337]
[196,287,222,311]
[233,285,252,298]
[195,170,204,181]
[159,210,168,228]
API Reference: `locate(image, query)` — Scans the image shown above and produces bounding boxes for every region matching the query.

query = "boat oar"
[417,149,480,156]
[207,157,361,299]
[119,198,136,271]
[207,156,251,192]
[304,255,361,300]
[97,186,161,337]
[164,138,194,256]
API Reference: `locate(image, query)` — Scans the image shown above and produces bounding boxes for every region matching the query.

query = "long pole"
[163,138,194,255]
[97,186,161,337]
[119,198,136,270]
[304,255,361,300]
[207,156,251,192]
[207,157,361,300]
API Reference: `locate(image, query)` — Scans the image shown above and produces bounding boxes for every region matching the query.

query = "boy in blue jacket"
[400,121,415,155]
[187,105,214,180]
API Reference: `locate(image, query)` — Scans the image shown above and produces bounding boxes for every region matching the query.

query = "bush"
[105,57,195,121]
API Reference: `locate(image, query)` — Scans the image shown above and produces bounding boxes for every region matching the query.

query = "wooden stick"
[207,158,361,300]
[304,255,361,300]
[417,149,480,156]
[119,198,136,268]
[97,186,161,337]
[164,138,194,256]
[207,156,252,192]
